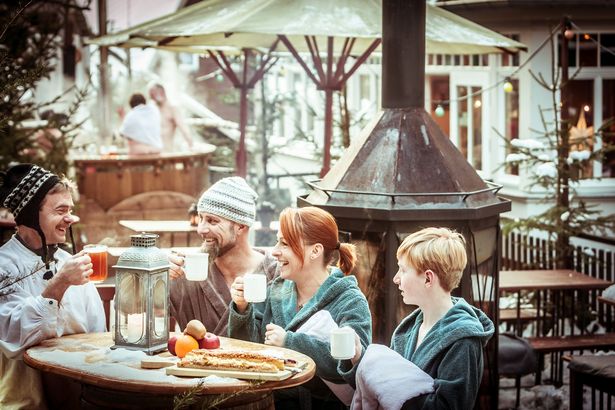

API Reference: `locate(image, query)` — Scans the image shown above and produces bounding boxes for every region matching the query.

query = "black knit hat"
[0,164,61,268]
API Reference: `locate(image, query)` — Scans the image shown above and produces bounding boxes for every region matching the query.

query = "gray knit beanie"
[197,177,258,226]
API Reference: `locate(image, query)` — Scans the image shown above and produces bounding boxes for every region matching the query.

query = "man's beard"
[203,229,237,260]
[205,241,220,259]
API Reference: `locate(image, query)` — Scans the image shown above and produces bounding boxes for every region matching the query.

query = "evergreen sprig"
[173,379,267,410]
[0,263,47,297]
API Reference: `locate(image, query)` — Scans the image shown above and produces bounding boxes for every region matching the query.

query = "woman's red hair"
[278,206,357,275]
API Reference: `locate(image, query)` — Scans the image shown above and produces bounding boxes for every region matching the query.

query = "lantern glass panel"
[153,277,166,337]
[349,234,383,292]
[118,273,145,343]
[469,226,498,317]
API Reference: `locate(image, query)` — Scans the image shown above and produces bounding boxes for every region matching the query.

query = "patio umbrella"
[89,0,526,177]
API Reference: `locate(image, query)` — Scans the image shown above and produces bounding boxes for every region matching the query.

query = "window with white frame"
[429,75,450,136]
[602,79,615,177]
[359,74,371,111]
[291,71,303,132]
[559,32,615,68]
[456,85,483,170]
[427,53,489,67]
[556,31,615,179]
[502,34,521,67]
[566,79,594,179]
[504,79,520,176]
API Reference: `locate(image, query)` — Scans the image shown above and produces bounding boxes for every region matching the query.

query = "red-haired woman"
[229,206,372,410]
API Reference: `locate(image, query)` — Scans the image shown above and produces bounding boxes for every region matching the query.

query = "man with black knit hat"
[0,163,105,409]
[169,176,278,335]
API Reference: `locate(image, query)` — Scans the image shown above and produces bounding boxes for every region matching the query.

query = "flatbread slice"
[179,349,284,373]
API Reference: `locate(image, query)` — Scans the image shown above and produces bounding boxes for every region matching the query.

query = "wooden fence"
[501,230,615,330]
[501,231,614,284]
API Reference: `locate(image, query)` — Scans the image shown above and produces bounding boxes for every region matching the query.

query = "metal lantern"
[112,233,170,355]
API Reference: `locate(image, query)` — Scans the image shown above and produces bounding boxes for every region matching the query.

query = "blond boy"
[352,227,494,409]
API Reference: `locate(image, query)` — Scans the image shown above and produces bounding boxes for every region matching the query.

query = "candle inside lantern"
[126,313,144,343]
[154,316,166,335]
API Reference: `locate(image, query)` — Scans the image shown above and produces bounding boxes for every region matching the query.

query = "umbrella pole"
[279,35,380,177]
[322,88,333,177]
[207,45,279,178]
[320,37,335,177]
[237,85,249,178]
[97,0,111,142]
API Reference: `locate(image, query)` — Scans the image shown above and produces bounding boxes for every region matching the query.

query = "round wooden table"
[24,333,316,409]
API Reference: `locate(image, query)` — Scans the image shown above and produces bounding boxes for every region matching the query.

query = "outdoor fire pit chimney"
[382,0,424,108]
[300,1,511,407]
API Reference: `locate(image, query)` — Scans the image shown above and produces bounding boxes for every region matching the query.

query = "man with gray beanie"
[0,163,105,409]
[169,176,278,335]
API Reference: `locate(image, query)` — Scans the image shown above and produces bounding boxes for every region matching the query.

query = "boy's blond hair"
[396,227,467,292]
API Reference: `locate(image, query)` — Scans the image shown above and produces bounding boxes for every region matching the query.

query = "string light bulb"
[583,33,591,40]
[215,73,224,83]
[564,29,574,40]
[434,105,445,117]
[563,19,574,40]
[503,79,514,93]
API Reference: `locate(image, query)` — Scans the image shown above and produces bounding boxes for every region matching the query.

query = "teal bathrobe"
[392,297,494,410]
[228,269,372,401]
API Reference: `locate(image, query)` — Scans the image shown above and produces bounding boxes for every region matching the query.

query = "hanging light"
[564,29,574,40]
[563,18,574,40]
[434,104,445,117]
[583,33,591,40]
[503,79,514,93]
[583,105,591,112]
[215,73,224,82]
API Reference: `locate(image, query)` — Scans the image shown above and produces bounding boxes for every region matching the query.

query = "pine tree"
[0,0,89,176]
[502,26,615,269]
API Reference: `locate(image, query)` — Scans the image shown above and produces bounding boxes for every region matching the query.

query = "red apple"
[198,332,220,349]
[167,335,178,356]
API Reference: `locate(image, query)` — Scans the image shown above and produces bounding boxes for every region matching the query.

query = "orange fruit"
[175,334,199,358]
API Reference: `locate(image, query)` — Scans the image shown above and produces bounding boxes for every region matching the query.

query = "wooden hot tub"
[72,148,215,247]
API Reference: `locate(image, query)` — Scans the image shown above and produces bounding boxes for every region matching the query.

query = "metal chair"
[498,333,539,409]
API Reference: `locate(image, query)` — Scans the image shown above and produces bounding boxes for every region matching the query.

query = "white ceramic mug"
[330,326,356,360]
[183,252,209,281]
[243,273,267,303]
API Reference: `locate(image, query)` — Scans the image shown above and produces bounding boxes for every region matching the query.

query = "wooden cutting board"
[141,356,179,369]
[165,365,293,381]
